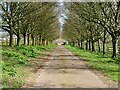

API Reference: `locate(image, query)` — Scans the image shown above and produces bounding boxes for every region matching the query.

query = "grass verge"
[1,44,56,88]
[65,45,119,81]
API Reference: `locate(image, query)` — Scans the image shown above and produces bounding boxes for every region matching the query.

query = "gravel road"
[31,45,111,88]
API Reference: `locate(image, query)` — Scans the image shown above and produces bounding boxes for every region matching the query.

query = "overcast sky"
[57,1,69,33]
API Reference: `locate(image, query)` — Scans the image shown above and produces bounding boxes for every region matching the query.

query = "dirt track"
[25,45,114,88]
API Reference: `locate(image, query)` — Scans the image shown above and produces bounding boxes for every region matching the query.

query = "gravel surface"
[27,45,114,88]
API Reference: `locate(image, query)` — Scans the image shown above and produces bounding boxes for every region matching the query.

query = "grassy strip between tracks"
[0,44,56,88]
[65,45,119,81]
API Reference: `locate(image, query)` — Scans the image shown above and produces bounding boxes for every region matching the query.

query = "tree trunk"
[36,37,39,45]
[103,30,106,54]
[35,37,37,45]
[92,40,95,51]
[103,41,105,54]
[9,19,14,47]
[112,38,117,58]
[42,39,45,46]
[80,41,83,49]
[31,35,35,46]
[35,36,37,45]
[32,38,35,46]
[44,40,47,46]
[77,40,80,48]
[27,34,30,45]
[88,40,91,51]
[23,34,27,45]
[9,29,14,47]
[86,41,88,50]
[17,35,20,46]
[40,36,43,45]
[46,41,49,45]
[16,19,21,46]
[98,39,100,52]
[37,37,39,45]
[39,37,41,46]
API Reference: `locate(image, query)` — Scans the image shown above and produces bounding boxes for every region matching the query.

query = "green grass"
[1,44,56,88]
[65,45,119,81]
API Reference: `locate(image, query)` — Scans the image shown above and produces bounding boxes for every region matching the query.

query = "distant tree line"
[63,2,120,58]
[0,2,59,47]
